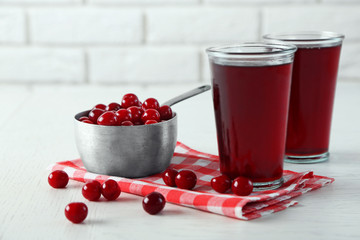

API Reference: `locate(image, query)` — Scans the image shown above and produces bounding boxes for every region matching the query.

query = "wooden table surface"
[1,82,359,240]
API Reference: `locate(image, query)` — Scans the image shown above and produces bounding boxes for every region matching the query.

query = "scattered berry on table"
[65,202,88,224]
[175,170,197,190]
[142,192,166,215]
[48,170,69,188]
[162,168,178,187]
[102,179,121,201]
[231,176,253,196]
[82,180,102,201]
[211,175,232,193]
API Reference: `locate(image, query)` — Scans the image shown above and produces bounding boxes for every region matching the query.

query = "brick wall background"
[0,0,359,85]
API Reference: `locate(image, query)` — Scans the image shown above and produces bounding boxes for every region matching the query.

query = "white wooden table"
[1,82,359,240]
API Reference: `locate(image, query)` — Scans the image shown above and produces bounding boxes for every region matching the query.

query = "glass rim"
[206,42,297,58]
[263,31,344,48]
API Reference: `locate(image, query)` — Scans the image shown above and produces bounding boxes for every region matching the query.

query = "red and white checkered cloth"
[49,142,334,220]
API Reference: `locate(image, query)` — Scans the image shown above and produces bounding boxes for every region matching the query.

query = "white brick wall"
[89,46,199,83]
[147,7,259,44]
[0,47,83,82]
[0,0,359,84]
[0,9,25,43]
[29,8,142,44]
[263,6,360,41]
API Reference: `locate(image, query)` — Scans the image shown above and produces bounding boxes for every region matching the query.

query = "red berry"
[106,102,121,111]
[162,168,178,187]
[48,170,69,188]
[121,121,134,126]
[175,170,197,190]
[141,109,160,123]
[88,108,105,123]
[82,120,94,124]
[211,175,232,193]
[158,105,173,121]
[231,176,253,196]
[127,106,144,124]
[145,120,158,125]
[142,98,160,110]
[79,116,89,121]
[97,111,118,126]
[122,93,140,108]
[115,109,132,124]
[142,192,166,215]
[65,202,88,224]
[82,180,102,201]
[102,179,121,201]
[93,104,107,110]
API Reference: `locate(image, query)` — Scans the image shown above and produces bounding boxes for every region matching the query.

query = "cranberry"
[175,170,197,190]
[121,121,134,126]
[97,111,118,126]
[88,108,105,123]
[145,120,158,125]
[115,109,132,124]
[127,106,144,124]
[158,105,173,120]
[106,102,121,111]
[79,116,89,121]
[142,98,160,110]
[121,93,140,108]
[102,179,121,201]
[82,180,102,201]
[93,104,107,110]
[142,192,166,215]
[162,168,178,187]
[141,109,160,123]
[231,176,253,196]
[48,170,69,188]
[82,120,94,124]
[65,202,88,224]
[211,175,232,193]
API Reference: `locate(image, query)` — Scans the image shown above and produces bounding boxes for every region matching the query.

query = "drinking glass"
[206,43,296,190]
[264,32,344,163]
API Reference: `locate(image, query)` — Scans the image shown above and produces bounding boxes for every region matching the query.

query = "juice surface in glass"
[207,43,296,190]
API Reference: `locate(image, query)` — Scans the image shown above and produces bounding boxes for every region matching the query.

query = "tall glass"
[264,32,344,163]
[206,43,296,190]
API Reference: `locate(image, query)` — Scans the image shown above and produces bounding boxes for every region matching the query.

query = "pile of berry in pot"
[79,93,173,126]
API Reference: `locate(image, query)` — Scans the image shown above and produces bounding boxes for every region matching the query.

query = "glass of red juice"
[206,43,297,190]
[263,32,344,163]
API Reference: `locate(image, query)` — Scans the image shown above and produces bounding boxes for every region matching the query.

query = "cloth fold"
[49,142,334,220]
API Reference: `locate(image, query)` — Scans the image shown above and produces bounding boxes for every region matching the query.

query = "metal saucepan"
[74,85,211,178]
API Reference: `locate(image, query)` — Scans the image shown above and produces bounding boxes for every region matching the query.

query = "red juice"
[211,63,293,183]
[285,45,342,157]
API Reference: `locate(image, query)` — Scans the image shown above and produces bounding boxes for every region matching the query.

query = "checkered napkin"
[49,142,334,220]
